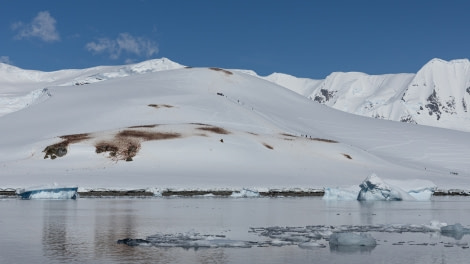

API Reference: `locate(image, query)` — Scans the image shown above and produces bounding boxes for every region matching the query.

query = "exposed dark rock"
[425,89,441,120]
[309,138,338,143]
[148,104,173,109]
[314,89,336,103]
[209,67,233,75]
[400,115,417,124]
[196,125,230,134]
[262,143,273,149]
[43,143,68,159]
[442,96,456,114]
[400,88,409,102]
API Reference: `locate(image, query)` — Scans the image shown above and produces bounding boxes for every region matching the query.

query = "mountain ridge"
[264,58,470,132]
[2,57,470,132]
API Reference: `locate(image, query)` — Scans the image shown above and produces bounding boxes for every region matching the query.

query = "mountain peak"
[122,57,185,74]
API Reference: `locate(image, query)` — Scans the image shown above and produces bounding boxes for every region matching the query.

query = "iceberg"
[323,174,436,201]
[357,174,410,201]
[16,185,78,199]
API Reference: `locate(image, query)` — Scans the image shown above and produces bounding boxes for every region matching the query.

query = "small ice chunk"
[298,241,326,249]
[146,187,163,197]
[425,220,448,231]
[329,232,377,247]
[230,188,260,198]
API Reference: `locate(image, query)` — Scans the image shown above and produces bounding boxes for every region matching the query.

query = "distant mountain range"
[263,58,470,132]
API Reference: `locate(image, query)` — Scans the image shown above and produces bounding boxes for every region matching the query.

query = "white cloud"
[0,56,13,65]
[86,33,158,59]
[12,11,60,42]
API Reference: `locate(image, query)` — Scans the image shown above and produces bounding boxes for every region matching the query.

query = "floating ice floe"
[118,221,470,251]
[323,173,436,201]
[16,184,78,199]
[441,223,470,240]
[329,232,377,252]
[118,233,253,249]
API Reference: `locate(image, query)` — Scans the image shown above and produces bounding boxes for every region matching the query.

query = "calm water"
[1,196,470,263]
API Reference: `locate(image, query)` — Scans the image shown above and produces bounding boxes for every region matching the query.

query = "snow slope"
[0,58,183,117]
[264,58,470,132]
[1,60,469,192]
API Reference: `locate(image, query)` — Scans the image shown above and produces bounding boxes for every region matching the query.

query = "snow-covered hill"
[265,58,470,132]
[1,59,469,193]
[0,58,183,116]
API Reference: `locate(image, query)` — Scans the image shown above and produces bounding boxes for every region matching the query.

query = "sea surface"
[1,196,469,263]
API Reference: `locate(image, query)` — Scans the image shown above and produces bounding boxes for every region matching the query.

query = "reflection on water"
[330,245,376,254]
[93,200,138,262]
[0,197,469,263]
[42,202,72,261]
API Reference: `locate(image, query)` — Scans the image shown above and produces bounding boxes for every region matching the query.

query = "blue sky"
[1,0,469,78]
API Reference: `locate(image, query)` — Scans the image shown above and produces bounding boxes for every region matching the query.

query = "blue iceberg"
[16,185,78,200]
[357,174,436,201]
[357,174,406,201]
